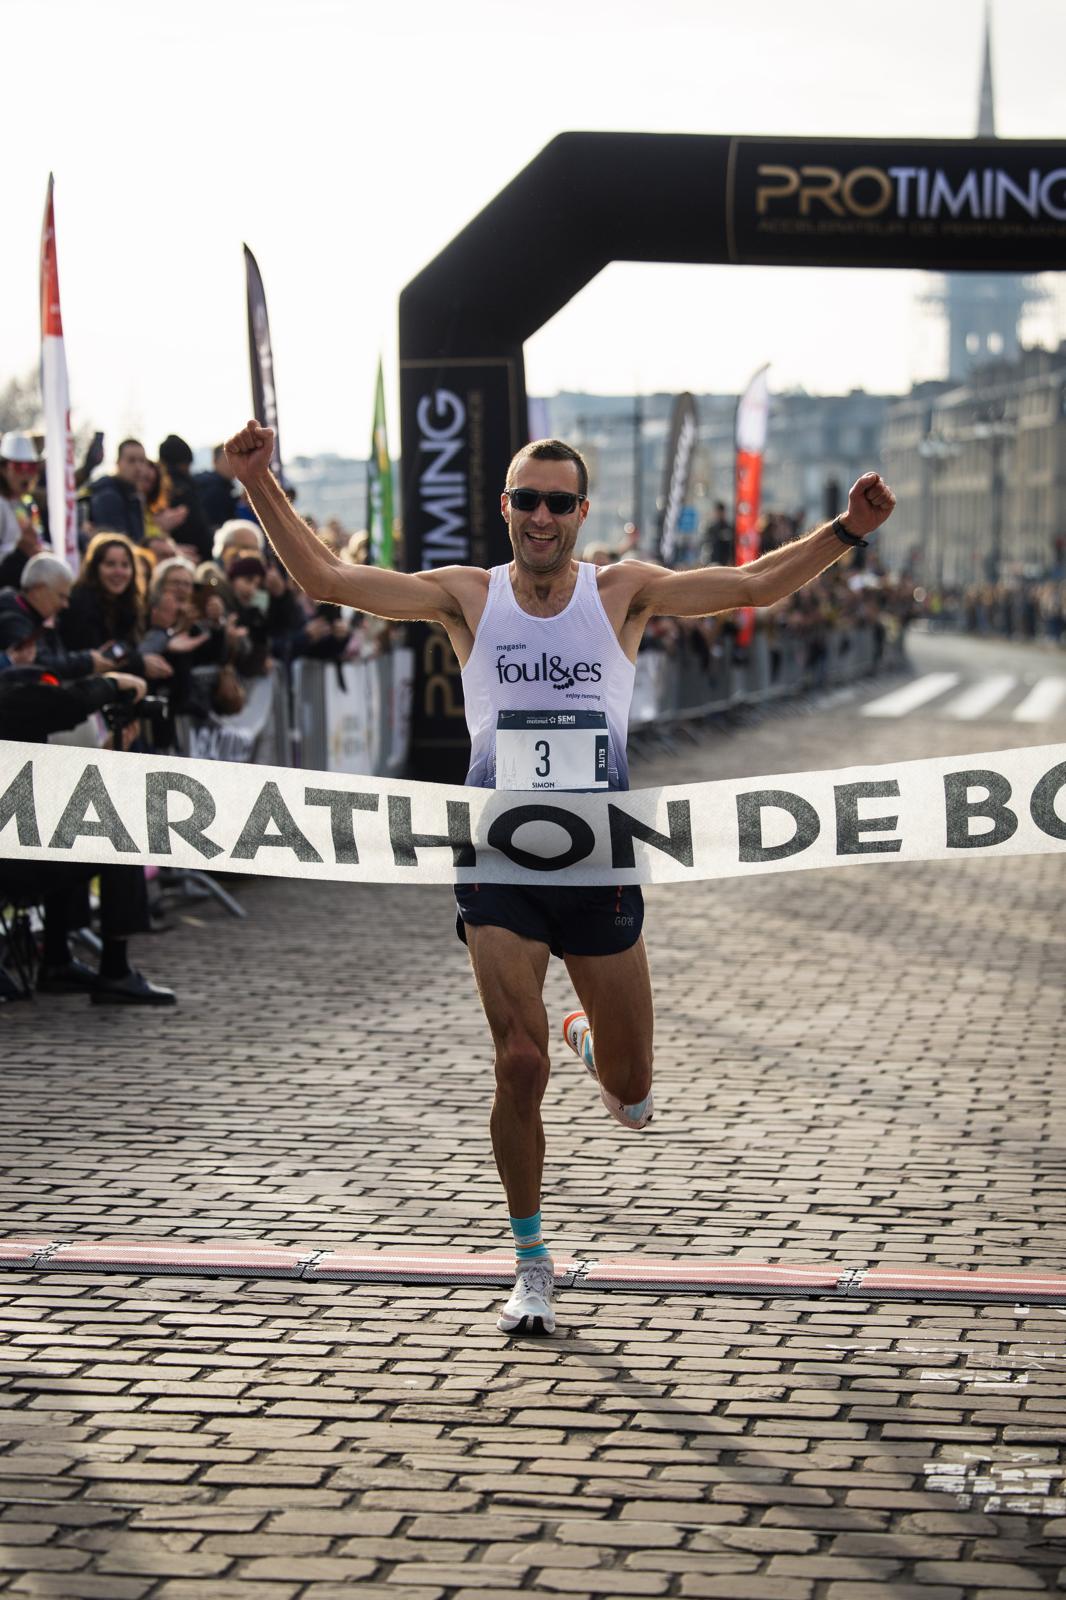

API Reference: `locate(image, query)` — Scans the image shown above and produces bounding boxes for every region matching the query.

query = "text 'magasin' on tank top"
[461,561,636,792]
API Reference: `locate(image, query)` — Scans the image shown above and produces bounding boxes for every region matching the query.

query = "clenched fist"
[843,472,896,538]
[224,420,275,485]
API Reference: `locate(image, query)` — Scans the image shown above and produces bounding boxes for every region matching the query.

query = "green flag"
[368,358,394,568]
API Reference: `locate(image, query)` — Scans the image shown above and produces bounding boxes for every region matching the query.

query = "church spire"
[977,2,996,137]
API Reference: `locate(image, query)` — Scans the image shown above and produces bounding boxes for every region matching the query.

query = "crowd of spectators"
[585,508,920,696]
[924,578,1066,648]
[0,425,387,1009]
[0,427,392,711]
[1,438,928,1010]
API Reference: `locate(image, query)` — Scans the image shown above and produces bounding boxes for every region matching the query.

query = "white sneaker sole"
[496,1306,556,1335]
[562,1009,654,1130]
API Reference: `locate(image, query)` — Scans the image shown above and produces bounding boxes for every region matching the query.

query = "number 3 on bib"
[495,710,610,792]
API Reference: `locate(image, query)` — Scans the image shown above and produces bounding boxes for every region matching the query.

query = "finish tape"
[1,739,1063,887]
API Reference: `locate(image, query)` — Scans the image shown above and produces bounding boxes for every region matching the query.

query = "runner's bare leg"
[464,924,552,1218]
[564,936,654,1109]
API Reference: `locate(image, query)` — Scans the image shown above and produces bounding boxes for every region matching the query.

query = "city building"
[282,454,369,529]
[540,388,895,560]
[880,345,1066,586]
[541,391,720,556]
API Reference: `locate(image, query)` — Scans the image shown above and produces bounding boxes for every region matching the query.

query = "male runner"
[224,420,896,1335]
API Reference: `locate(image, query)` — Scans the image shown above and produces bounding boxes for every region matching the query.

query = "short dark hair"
[117,438,143,459]
[506,438,588,500]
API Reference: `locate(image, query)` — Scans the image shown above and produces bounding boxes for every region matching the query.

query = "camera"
[101,691,170,744]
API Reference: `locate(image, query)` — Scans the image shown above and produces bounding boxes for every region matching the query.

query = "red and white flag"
[733,363,770,648]
[40,175,78,567]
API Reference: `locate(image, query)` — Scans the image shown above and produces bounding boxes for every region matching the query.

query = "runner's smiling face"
[502,458,589,577]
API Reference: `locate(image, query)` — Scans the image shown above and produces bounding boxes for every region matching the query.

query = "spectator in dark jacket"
[289,597,354,663]
[159,434,211,563]
[226,555,272,678]
[265,566,305,655]
[0,664,176,1006]
[0,553,110,680]
[194,445,242,535]
[701,501,733,567]
[88,439,147,544]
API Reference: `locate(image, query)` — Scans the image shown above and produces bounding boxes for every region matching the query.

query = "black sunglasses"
[505,488,585,515]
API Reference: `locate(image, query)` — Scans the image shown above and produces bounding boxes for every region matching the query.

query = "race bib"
[495,710,610,792]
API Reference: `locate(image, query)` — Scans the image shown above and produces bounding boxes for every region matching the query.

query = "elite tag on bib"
[495,710,610,792]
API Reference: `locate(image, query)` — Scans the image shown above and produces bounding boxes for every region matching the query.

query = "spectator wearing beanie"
[227,554,272,678]
[159,434,211,564]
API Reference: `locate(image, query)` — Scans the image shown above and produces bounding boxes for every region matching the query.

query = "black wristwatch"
[832,514,868,549]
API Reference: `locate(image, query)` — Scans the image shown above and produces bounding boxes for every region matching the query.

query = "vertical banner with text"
[400,356,523,781]
[39,175,78,567]
[243,245,284,482]
[733,364,770,649]
[367,358,394,568]
[657,392,699,566]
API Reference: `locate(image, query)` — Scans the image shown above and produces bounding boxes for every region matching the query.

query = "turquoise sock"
[623,1092,652,1121]
[510,1211,550,1264]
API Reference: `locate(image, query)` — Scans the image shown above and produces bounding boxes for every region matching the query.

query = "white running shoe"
[496,1258,556,1335]
[563,1009,654,1130]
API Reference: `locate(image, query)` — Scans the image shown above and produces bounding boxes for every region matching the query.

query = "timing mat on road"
[2,1239,1065,1304]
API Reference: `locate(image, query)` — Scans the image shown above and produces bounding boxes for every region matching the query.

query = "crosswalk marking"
[863,670,1066,722]
[862,673,960,718]
[1014,678,1066,723]
[943,674,1017,720]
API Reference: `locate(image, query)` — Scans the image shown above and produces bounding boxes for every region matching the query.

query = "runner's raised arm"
[624,472,897,622]
[223,420,468,627]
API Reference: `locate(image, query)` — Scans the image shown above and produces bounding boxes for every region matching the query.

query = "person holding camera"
[0,665,176,1006]
[0,553,116,681]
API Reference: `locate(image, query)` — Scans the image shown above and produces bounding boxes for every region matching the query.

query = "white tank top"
[462,561,635,790]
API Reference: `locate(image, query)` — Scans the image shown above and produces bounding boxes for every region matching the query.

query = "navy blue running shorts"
[454,882,644,960]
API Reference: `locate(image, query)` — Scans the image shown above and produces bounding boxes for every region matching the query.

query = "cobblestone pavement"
[1,667,1064,1598]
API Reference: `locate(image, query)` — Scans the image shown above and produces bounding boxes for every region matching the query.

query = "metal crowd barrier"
[290,649,414,775]
[174,666,290,765]
[160,628,895,776]
[166,652,415,779]
[629,623,904,733]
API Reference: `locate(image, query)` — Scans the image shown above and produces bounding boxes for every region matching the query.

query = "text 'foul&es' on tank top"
[461,561,636,791]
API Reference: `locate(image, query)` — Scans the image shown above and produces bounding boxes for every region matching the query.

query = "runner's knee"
[495,1041,550,1105]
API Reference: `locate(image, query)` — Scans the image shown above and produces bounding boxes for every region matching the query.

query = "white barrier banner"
[1,740,1064,887]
